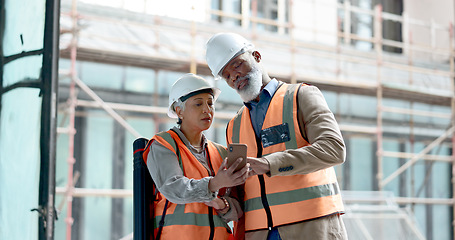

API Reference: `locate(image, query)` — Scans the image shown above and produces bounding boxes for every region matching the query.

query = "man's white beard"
[237,66,263,102]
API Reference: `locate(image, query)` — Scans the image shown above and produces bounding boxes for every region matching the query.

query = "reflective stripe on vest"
[227,83,344,231]
[148,130,230,239]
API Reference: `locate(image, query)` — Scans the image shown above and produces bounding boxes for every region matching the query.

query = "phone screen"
[227,143,247,171]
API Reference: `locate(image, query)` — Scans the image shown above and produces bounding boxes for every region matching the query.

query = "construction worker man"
[144,73,249,239]
[205,33,348,240]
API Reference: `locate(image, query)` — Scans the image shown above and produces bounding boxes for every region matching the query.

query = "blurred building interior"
[54,0,455,239]
[1,0,454,239]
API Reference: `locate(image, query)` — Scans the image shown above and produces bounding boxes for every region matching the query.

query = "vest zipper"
[255,135,274,230]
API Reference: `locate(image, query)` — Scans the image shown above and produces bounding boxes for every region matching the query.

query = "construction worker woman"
[144,73,248,240]
[206,33,348,240]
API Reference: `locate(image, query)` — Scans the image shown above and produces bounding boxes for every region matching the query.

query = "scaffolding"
[55,0,455,239]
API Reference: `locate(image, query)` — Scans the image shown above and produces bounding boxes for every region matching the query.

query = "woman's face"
[176,93,215,132]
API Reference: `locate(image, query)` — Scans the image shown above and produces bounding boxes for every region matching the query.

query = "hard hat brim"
[167,87,221,119]
[213,47,249,80]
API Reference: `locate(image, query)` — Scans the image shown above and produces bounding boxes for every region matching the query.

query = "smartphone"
[227,143,247,172]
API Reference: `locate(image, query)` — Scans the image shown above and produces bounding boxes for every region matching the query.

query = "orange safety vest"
[226,83,344,232]
[143,130,231,240]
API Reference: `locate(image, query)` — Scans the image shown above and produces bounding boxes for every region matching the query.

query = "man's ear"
[252,51,261,63]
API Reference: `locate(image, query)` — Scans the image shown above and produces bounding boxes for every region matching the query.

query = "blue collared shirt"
[244,79,279,137]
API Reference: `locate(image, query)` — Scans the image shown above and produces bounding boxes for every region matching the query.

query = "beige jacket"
[244,82,347,240]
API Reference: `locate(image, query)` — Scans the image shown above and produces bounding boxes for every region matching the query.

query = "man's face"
[220,52,262,102]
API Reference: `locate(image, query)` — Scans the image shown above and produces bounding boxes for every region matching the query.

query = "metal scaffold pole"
[374,4,384,191]
[450,21,455,239]
[65,0,78,239]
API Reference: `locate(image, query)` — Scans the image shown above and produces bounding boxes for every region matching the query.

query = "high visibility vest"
[143,130,231,240]
[226,83,344,232]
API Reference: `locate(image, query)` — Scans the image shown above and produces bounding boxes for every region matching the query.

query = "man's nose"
[230,73,240,83]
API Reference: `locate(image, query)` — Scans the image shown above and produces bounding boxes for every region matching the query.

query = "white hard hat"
[168,73,221,118]
[206,32,254,80]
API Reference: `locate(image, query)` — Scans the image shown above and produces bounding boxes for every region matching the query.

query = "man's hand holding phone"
[225,143,270,176]
[246,157,270,176]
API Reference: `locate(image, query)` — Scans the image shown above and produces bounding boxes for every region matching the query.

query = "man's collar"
[262,78,279,97]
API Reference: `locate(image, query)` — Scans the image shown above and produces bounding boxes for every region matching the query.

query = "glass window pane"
[216,79,243,104]
[123,118,156,235]
[213,119,229,146]
[0,88,42,239]
[409,142,427,197]
[83,113,114,239]
[125,66,155,93]
[125,118,156,190]
[79,61,123,89]
[3,0,45,55]
[157,71,182,95]
[2,55,42,87]
[383,99,410,122]
[56,115,69,188]
[58,58,72,85]
[338,94,377,119]
[382,139,400,193]
[322,91,338,115]
[1,2,47,238]
[54,113,70,239]
[349,137,373,190]
[432,160,451,198]
[433,205,451,240]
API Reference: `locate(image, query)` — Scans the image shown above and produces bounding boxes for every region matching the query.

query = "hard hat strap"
[180,88,214,102]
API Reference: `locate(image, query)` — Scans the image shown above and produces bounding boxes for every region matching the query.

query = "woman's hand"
[209,157,249,193]
[204,197,230,214]
[204,197,224,209]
